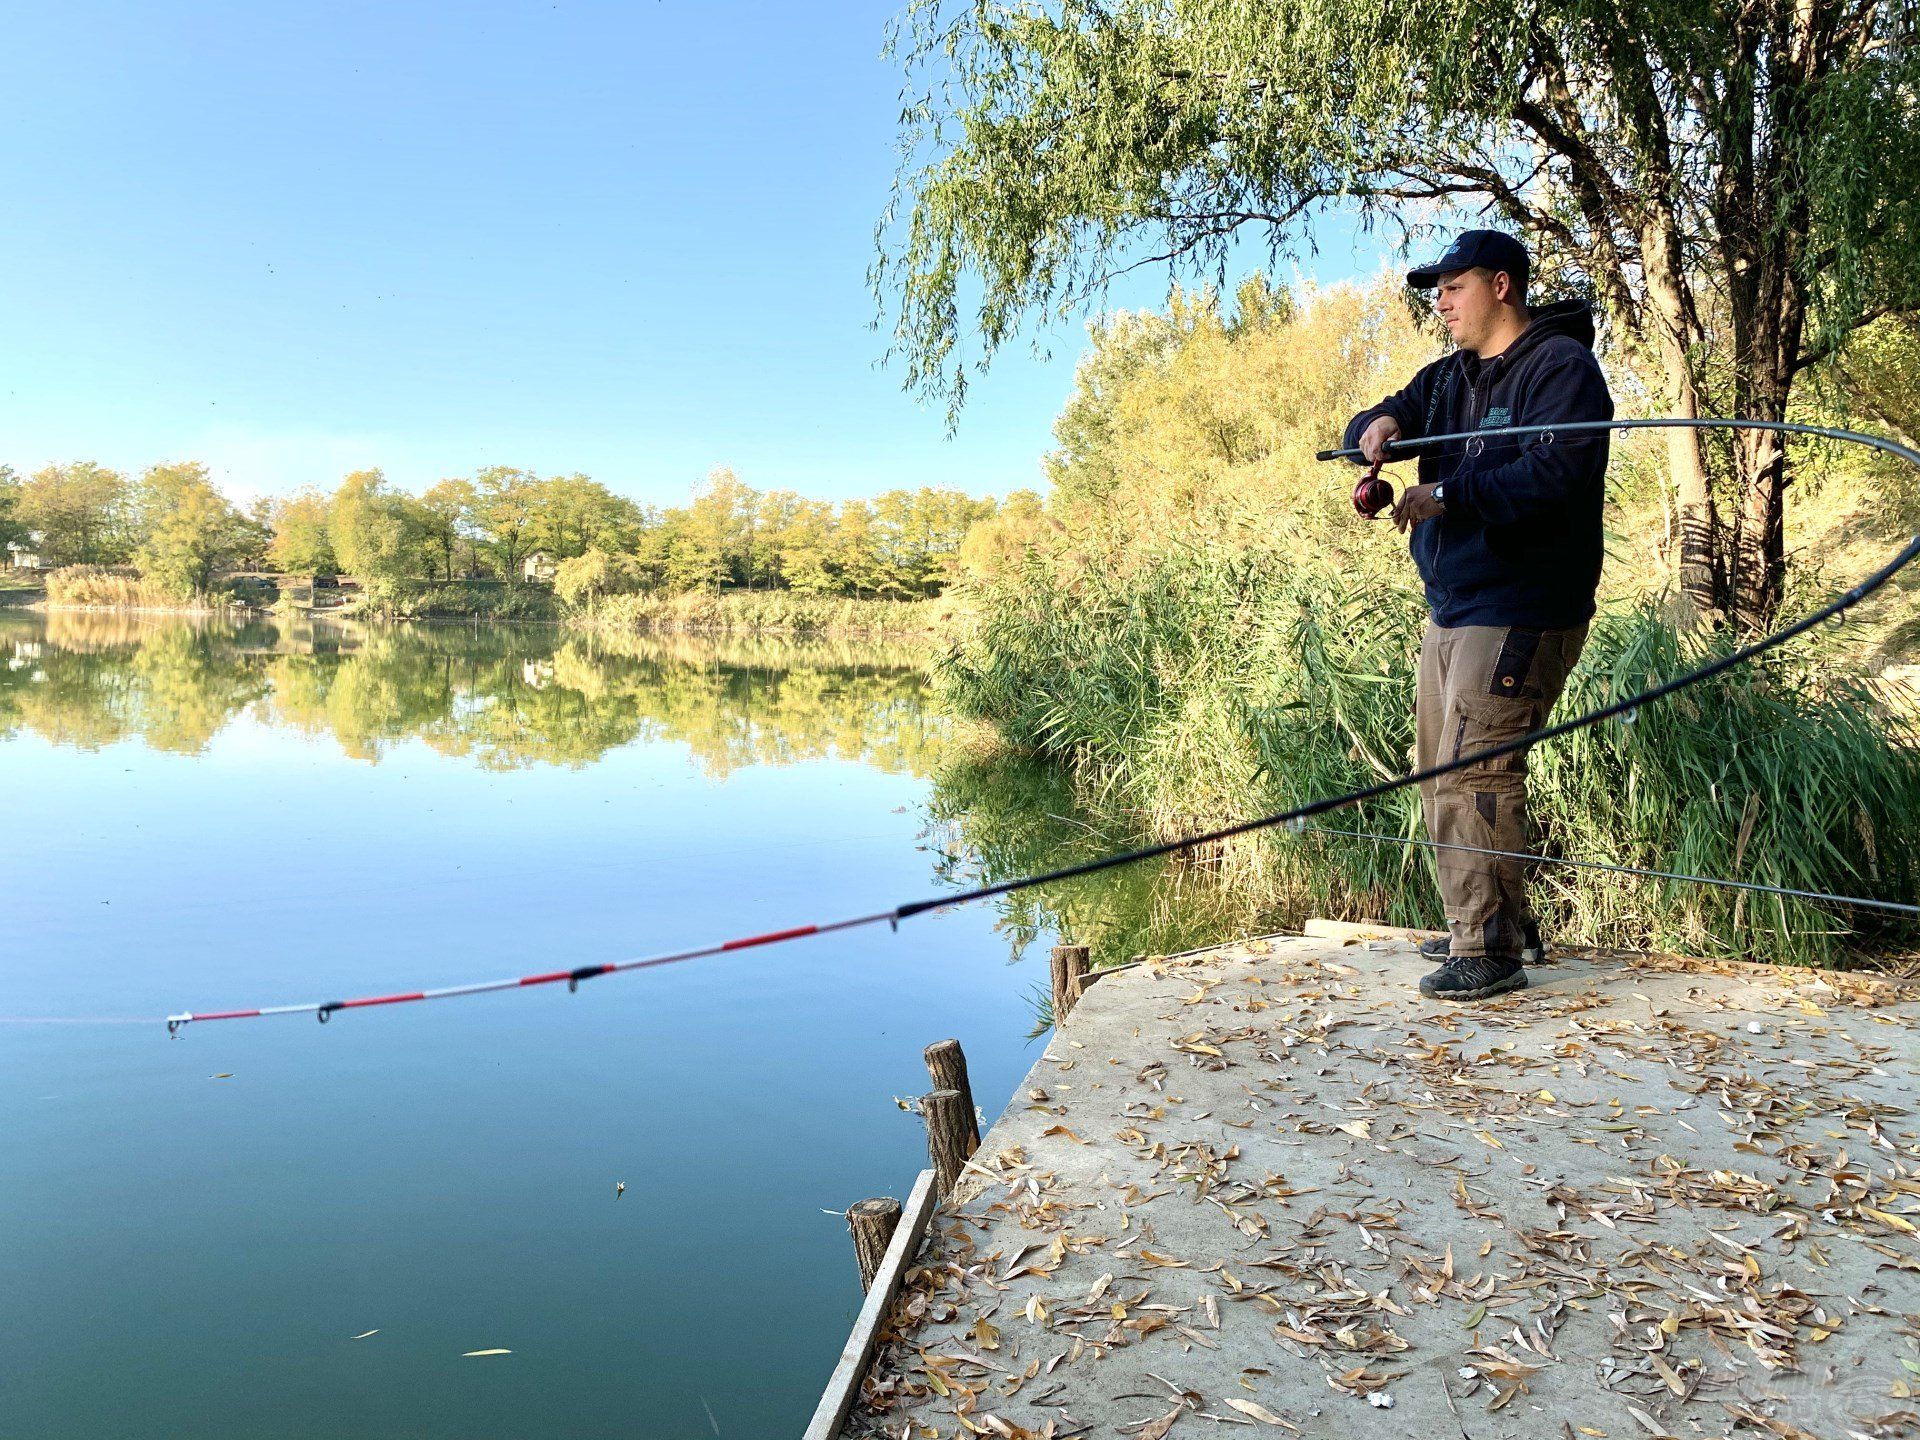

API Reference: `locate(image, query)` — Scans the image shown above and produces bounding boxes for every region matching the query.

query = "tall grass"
[44,566,213,610]
[578,589,946,638]
[941,547,1920,968]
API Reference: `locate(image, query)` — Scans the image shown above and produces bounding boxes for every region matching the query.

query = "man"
[1343,230,1613,1001]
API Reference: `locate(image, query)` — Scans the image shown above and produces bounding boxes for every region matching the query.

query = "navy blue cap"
[1407,230,1530,291]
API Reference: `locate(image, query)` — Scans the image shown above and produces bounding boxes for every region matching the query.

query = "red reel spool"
[1353,473,1395,519]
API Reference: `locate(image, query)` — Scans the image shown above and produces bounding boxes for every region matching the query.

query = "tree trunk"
[1731,435,1788,632]
[1639,217,1725,620]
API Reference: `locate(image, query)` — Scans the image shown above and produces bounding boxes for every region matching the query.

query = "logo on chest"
[1480,405,1512,429]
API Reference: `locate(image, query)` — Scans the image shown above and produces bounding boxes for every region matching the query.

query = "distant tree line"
[0,460,1025,602]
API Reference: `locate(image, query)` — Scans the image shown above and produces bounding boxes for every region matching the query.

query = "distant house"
[5,541,47,571]
[523,552,558,583]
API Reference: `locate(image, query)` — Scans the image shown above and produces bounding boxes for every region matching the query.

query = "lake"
[0,609,1254,1438]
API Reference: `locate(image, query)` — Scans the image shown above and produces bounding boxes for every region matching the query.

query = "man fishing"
[1343,230,1614,1000]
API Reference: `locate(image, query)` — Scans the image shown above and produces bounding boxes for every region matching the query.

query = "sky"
[0,1,1396,508]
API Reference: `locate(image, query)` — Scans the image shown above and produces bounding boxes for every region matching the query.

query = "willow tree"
[876,0,1920,630]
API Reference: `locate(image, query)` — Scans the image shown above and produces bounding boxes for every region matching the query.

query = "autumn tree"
[132,462,259,596]
[878,0,1920,630]
[471,466,540,583]
[552,547,645,608]
[0,465,23,554]
[418,478,477,581]
[329,469,424,588]
[20,461,133,565]
[526,473,648,561]
[265,490,338,573]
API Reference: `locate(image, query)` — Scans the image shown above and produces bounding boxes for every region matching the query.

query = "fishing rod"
[160,417,1920,1034]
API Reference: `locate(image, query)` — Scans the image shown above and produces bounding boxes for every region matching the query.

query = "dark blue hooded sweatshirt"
[1343,299,1613,630]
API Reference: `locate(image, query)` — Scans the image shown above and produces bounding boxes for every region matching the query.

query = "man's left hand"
[1392,483,1445,533]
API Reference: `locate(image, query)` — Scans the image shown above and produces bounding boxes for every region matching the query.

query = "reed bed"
[44,566,215,610]
[578,589,945,638]
[941,547,1920,968]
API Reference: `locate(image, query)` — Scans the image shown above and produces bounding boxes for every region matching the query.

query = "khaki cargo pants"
[1415,621,1588,959]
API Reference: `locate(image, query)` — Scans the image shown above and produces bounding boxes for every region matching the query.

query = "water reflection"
[2,610,1276,967]
[925,749,1287,972]
[0,611,939,776]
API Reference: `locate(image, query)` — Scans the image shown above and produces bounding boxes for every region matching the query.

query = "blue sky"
[0,1,1394,506]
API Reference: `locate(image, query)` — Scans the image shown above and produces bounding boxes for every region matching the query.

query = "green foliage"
[19,462,133,565]
[382,580,558,621]
[877,0,1920,627]
[472,466,541,582]
[880,0,1920,404]
[525,472,649,563]
[132,462,261,598]
[0,465,24,555]
[553,547,644,608]
[417,477,478,581]
[328,469,425,592]
[265,490,337,573]
[12,453,1001,611]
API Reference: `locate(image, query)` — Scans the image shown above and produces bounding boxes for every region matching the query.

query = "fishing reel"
[1352,465,1395,520]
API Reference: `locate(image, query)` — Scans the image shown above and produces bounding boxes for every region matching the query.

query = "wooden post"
[845,1197,902,1292]
[923,1038,980,1154]
[1050,943,1090,1026]
[923,1088,969,1199]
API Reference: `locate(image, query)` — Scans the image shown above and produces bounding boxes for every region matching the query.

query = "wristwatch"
[1433,483,1446,506]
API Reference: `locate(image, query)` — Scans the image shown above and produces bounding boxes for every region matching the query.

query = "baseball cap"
[1406,230,1530,291]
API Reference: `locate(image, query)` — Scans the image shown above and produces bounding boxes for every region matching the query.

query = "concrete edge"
[803,1168,939,1440]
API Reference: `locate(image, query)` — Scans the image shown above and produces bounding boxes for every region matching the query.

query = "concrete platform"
[842,931,1920,1440]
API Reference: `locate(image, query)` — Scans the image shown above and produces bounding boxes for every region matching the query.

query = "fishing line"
[1297,824,1920,917]
[158,417,1920,1034]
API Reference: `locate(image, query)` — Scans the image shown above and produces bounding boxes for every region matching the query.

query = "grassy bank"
[941,547,1920,969]
[570,589,946,639]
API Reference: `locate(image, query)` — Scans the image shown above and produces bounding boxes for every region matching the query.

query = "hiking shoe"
[1419,919,1548,964]
[1419,953,1528,1001]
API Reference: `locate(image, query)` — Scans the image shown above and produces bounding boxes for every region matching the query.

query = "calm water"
[0,610,1247,1439]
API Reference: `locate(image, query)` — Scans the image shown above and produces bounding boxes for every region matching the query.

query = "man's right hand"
[1359,414,1401,466]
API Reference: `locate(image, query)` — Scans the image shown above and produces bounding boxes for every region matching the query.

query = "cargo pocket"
[1487,628,1544,700]
[1451,693,1537,774]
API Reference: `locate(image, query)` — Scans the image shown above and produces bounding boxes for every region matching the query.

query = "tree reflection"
[923,748,1289,970]
[0,613,939,775]
[0,610,1275,973]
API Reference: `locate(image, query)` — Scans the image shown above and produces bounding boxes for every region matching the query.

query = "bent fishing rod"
[162,416,1920,1035]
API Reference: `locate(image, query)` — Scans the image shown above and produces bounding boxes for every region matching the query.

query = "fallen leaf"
[1139,1250,1191,1268]
[1225,1397,1296,1428]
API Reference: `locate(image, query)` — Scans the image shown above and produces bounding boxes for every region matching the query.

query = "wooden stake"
[845,1197,902,1292]
[1050,943,1090,1026]
[923,1038,980,1154]
[922,1088,969,1198]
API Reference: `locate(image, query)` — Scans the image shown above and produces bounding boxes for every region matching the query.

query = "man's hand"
[1392,483,1445,533]
[1359,414,1401,466]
